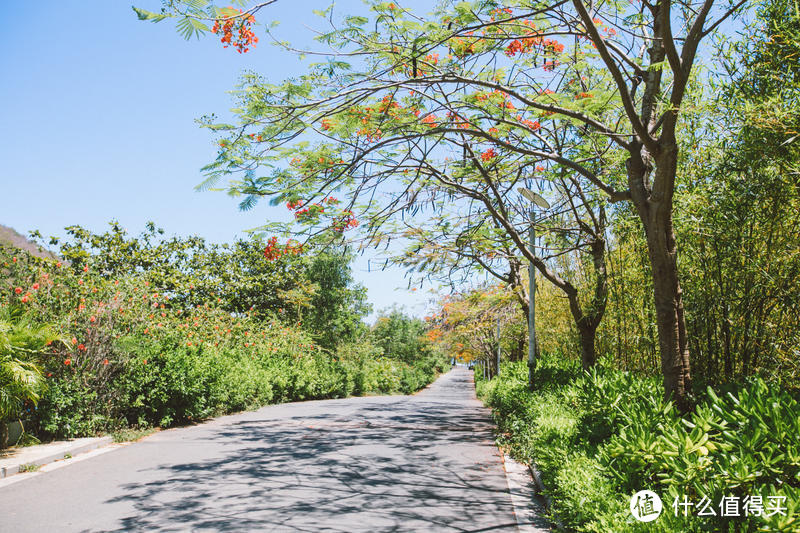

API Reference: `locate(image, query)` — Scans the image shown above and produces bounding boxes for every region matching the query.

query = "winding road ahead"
[0,369,542,532]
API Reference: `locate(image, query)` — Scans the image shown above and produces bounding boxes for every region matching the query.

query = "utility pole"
[518,188,550,390]
[496,317,501,378]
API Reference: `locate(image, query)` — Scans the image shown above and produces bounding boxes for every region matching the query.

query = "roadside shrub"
[478,356,799,532]
[0,305,55,422]
[3,237,446,442]
[115,340,227,427]
[35,378,120,438]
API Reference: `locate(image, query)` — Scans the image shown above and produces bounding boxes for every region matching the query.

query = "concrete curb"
[527,461,567,531]
[0,436,113,479]
[502,452,553,532]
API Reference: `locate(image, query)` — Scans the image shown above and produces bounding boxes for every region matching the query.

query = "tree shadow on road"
[101,372,547,532]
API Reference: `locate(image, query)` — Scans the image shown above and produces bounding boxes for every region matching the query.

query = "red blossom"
[286,200,303,210]
[421,114,438,128]
[211,9,258,53]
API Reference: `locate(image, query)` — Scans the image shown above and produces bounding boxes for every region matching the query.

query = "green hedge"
[31,335,446,440]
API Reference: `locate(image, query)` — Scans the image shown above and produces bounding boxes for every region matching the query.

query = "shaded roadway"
[0,368,532,532]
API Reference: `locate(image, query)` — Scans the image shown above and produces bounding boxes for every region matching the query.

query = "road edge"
[502,452,553,532]
[0,436,114,481]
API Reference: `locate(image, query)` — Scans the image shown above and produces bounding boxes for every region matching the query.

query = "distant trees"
[431,286,527,374]
[370,308,431,363]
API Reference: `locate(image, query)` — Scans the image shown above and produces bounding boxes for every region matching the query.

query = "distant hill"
[0,224,58,260]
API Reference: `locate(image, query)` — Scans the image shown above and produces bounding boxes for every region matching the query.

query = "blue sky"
[0,1,438,320]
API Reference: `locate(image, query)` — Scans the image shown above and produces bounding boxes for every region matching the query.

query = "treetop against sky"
[0,0,446,319]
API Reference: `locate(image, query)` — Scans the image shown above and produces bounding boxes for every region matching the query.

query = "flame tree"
[139,0,749,409]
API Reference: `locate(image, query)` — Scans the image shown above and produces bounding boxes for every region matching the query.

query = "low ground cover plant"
[477,357,799,532]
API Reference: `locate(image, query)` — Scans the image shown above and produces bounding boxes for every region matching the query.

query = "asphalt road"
[0,369,531,532]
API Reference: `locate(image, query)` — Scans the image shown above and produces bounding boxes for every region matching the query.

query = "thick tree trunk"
[577,322,598,370]
[628,145,693,411]
[646,226,692,411]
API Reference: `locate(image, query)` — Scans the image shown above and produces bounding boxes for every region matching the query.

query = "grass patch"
[111,427,158,443]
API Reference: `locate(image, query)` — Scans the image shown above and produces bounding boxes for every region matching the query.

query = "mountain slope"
[0,224,57,260]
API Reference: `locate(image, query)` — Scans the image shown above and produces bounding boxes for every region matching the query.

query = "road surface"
[0,368,540,532]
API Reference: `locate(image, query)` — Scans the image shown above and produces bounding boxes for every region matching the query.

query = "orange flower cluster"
[396,53,440,77]
[544,39,566,54]
[446,111,473,130]
[357,128,382,142]
[293,203,326,221]
[421,114,438,128]
[332,211,359,233]
[211,9,258,53]
[263,236,303,261]
[450,31,479,57]
[505,38,532,57]
[516,115,541,130]
[543,60,559,71]
[481,148,497,161]
[506,36,564,57]
[350,104,384,142]
[476,89,510,104]
[11,274,46,304]
[490,7,513,19]
[349,95,411,140]
[377,95,403,115]
[476,89,523,117]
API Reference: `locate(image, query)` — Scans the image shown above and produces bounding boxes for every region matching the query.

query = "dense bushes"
[0,226,446,441]
[0,305,56,422]
[478,357,799,532]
